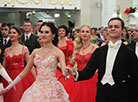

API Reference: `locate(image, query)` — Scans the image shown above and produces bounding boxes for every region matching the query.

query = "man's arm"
[77,48,98,81]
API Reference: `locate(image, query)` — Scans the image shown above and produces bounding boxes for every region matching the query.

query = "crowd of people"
[0,17,137,102]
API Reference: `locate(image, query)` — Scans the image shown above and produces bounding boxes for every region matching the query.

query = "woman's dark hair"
[39,22,58,46]
[58,25,68,36]
[9,26,22,35]
[91,27,97,33]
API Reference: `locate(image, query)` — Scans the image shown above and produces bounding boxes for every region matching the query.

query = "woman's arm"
[2,48,8,68]
[0,63,12,83]
[24,46,37,79]
[57,49,68,76]
[19,49,36,79]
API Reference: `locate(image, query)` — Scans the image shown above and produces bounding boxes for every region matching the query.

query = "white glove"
[0,67,12,82]
[6,76,21,91]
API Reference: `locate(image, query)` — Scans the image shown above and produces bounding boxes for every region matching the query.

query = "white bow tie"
[108,43,119,49]
[108,40,121,49]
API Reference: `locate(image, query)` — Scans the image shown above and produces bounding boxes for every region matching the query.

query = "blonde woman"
[65,25,98,102]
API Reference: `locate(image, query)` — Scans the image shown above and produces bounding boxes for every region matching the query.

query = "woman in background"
[72,28,80,41]
[65,25,98,102]
[56,25,74,86]
[1,26,36,102]
[90,27,98,44]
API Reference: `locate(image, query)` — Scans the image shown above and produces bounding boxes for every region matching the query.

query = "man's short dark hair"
[37,20,43,23]
[108,17,125,29]
[24,19,32,25]
[1,23,10,28]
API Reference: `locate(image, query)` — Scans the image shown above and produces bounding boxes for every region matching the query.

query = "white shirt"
[100,33,104,40]
[74,40,122,85]
[37,31,40,36]
[24,33,31,41]
[3,37,10,45]
[135,42,138,57]
[101,40,122,85]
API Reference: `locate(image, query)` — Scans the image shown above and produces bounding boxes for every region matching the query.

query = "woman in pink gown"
[1,26,35,102]
[56,25,74,85]
[0,22,70,102]
[65,25,98,102]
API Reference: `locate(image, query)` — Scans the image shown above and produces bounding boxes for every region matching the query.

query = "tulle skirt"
[56,68,67,86]
[64,73,98,102]
[20,77,70,102]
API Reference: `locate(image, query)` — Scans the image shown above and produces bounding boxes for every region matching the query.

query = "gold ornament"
[0,49,2,55]
[4,0,14,4]
[3,0,43,5]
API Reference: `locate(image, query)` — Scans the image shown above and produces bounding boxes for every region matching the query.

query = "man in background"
[0,23,11,63]
[127,24,138,102]
[34,20,43,36]
[20,20,40,54]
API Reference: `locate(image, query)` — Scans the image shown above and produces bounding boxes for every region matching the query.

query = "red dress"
[1,47,35,102]
[56,40,74,85]
[65,53,98,102]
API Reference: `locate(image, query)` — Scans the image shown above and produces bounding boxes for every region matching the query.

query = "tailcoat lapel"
[100,45,108,75]
[112,43,126,73]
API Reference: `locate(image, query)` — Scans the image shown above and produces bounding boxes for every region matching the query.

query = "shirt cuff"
[74,71,79,81]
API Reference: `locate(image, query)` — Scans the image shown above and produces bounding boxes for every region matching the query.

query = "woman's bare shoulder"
[53,46,64,56]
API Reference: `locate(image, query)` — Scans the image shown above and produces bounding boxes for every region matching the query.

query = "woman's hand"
[0,88,8,95]
[65,66,77,77]
[7,81,12,84]
[8,81,16,90]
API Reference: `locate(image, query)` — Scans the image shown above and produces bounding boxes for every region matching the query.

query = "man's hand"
[65,66,77,77]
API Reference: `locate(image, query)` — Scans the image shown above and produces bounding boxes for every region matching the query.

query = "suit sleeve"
[35,36,40,48]
[127,49,138,79]
[77,48,98,81]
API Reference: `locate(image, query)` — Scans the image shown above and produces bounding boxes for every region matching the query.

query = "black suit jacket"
[127,42,136,52]
[96,33,101,38]
[77,43,138,102]
[20,33,40,54]
[127,42,138,102]
[0,38,11,63]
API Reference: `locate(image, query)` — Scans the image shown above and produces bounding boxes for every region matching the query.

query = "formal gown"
[1,47,35,102]
[20,54,69,102]
[90,36,98,44]
[65,52,98,102]
[56,40,74,85]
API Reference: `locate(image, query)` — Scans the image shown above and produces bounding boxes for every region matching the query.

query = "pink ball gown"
[20,54,69,102]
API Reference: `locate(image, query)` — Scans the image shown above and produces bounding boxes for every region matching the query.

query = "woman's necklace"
[58,39,66,47]
[41,47,52,54]
[81,43,91,52]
